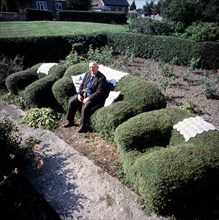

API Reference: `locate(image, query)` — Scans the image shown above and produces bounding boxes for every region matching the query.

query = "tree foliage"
[160,0,219,28]
[0,0,16,12]
[130,1,136,11]
[66,0,92,10]
[143,0,161,16]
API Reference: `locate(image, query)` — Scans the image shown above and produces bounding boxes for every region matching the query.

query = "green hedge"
[127,145,219,217]
[0,36,72,68]
[52,62,89,111]
[115,75,166,114]
[52,77,76,112]
[114,108,219,217]
[107,32,219,69]
[57,11,127,24]
[114,108,193,167]
[22,64,66,110]
[26,8,53,21]
[1,33,218,69]
[91,101,136,142]
[5,63,43,95]
[64,62,89,77]
[170,129,219,148]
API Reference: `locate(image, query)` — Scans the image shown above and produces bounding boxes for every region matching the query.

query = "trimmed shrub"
[114,109,173,152]
[0,55,23,87]
[52,77,76,112]
[91,101,136,142]
[126,145,219,218]
[52,62,89,111]
[115,75,166,113]
[22,64,66,109]
[114,108,194,171]
[64,62,89,77]
[5,63,42,95]
[170,128,219,148]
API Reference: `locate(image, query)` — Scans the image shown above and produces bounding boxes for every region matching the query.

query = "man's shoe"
[63,122,74,128]
[78,125,87,133]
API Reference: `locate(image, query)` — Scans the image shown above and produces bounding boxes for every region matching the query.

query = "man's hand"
[78,94,83,102]
[83,97,89,104]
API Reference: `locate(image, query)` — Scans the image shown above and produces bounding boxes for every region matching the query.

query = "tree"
[130,1,136,11]
[0,0,16,12]
[143,0,160,16]
[160,0,219,27]
[66,0,91,11]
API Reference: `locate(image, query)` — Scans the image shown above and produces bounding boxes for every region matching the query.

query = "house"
[92,0,129,13]
[15,0,129,16]
[16,0,67,16]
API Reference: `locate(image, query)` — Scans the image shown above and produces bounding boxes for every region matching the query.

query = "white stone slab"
[37,63,58,75]
[173,116,218,142]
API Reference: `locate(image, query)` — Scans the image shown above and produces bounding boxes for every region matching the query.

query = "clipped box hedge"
[52,62,89,111]
[127,144,219,217]
[91,101,137,142]
[114,75,166,114]
[5,63,42,95]
[90,75,166,142]
[114,108,219,217]
[22,64,66,109]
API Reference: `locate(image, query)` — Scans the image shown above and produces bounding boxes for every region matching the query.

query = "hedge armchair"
[114,108,219,218]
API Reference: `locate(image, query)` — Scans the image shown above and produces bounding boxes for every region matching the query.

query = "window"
[36,1,47,10]
[55,2,62,10]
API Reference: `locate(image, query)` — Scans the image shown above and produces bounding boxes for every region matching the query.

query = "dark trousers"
[66,94,102,127]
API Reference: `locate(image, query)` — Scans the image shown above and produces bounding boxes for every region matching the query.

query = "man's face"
[89,64,98,74]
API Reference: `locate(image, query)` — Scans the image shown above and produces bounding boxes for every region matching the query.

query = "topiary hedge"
[114,108,219,218]
[90,75,166,142]
[127,144,219,218]
[52,77,76,112]
[22,64,66,110]
[5,63,43,95]
[52,62,89,111]
[114,75,166,114]
[63,62,89,77]
[91,101,136,142]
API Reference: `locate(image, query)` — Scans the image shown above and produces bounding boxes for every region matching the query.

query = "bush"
[115,75,166,113]
[5,63,42,95]
[126,144,219,218]
[114,107,193,175]
[0,117,21,176]
[22,64,66,110]
[127,16,173,36]
[26,8,53,21]
[91,101,136,142]
[170,129,219,148]
[0,55,23,87]
[182,22,219,42]
[52,77,76,112]
[0,117,61,220]
[51,62,89,111]
[115,109,173,152]
[22,108,61,130]
[64,62,89,77]
[114,107,219,217]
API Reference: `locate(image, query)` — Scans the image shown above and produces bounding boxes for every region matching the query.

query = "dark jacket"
[78,71,109,106]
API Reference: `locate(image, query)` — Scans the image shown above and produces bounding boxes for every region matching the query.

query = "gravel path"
[0,104,164,220]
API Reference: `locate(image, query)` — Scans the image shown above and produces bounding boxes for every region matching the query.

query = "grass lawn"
[0,21,127,38]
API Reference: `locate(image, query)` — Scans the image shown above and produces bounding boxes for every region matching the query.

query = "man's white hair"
[89,61,99,67]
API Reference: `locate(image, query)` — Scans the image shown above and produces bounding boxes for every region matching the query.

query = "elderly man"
[64,61,109,132]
